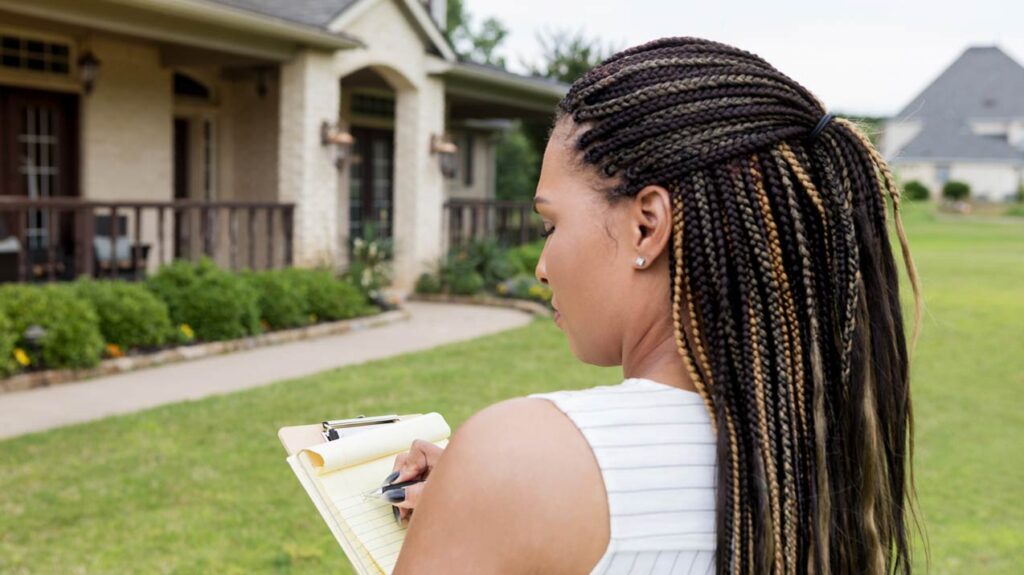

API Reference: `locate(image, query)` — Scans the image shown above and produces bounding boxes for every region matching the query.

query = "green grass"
[0,200,1021,573]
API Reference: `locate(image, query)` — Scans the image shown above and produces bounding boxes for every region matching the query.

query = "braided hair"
[554,37,925,575]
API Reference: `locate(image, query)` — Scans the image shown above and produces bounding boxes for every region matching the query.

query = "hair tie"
[807,112,835,144]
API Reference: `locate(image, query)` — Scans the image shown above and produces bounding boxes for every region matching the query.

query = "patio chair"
[93,214,150,278]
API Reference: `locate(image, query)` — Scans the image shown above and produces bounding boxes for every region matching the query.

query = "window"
[936,163,950,185]
[0,33,71,76]
[351,93,395,118]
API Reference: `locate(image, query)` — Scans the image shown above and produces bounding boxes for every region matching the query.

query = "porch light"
[321,121,354,170]
[77,51,101,94]
[430,134,458,179]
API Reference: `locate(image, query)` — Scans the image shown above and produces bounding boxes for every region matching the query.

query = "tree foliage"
[522,27,621,84]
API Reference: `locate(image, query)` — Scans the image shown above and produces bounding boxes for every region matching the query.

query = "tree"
[495,121,540,202]
[444,0,509,68]
[522,27,621,84]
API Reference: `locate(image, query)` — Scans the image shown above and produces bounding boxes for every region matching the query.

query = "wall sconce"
[77,51,101,94]
[321,121,354,170]
[430,133,458,179]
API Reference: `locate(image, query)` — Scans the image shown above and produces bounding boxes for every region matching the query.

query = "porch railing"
[0,198,294,283]
[443,198,544,251]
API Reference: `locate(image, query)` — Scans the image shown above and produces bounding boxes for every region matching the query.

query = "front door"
[348,126,394,242]
[0,86,78,277]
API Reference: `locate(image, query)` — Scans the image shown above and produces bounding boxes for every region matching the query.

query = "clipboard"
[278,413,420,455]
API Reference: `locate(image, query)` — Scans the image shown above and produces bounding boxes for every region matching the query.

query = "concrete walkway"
[0,302,534,440]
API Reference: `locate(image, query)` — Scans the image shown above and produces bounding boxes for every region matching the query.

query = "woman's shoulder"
[444,397,612,572]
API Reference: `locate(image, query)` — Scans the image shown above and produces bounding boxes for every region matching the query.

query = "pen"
[362,478,425,502]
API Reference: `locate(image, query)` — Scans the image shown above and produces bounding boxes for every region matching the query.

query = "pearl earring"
[634,255,646,267]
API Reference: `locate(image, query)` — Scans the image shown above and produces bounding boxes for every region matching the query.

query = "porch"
[0,197,293,283]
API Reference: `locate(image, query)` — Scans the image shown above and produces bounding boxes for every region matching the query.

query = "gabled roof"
[202,0,360,31]
[891,46,1024,163]
[202,0,454,59]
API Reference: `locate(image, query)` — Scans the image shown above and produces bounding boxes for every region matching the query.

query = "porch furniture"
[93,214,150,279]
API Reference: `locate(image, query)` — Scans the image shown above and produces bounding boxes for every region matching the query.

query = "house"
[0,0,566,288]
[881,45,1024,202]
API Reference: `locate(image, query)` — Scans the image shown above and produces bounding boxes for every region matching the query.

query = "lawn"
[0,201,1021,574]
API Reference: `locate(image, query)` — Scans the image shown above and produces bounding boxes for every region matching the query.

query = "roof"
[202,0,454,59]
[895,46,1024,121]
[201,0,360,30]
[449,59,569,96]
[896,121,1024,162]
[890,46,1024,163]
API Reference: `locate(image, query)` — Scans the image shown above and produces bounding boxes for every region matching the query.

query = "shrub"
[244,269,309,330]
[496,274,552,305]
[448,269,485,295]
[0,284,104,370]
[942,180,970,201]
[414,272,443,295]
[146,258,260,342]
[506,240,544,275]
[347,222,393,296]
[0,309,16,377]
[283,268,373,321]
[74,279,174,350]
[903,180,930,202]
[465,239,519,289]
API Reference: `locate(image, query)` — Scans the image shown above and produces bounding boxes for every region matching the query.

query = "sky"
[462,0,1024,117]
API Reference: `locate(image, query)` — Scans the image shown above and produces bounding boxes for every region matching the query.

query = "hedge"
[75,279,175,350]
[146,259,260,342]
[0,284,105,370]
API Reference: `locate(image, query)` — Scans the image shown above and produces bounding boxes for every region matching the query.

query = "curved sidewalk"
[0,301,533,440]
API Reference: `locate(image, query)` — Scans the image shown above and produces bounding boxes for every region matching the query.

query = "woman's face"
[533,119,674,367]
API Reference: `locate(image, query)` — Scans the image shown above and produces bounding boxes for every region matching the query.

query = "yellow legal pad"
[278,413,451,575]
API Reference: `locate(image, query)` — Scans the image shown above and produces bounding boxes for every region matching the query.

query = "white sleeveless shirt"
[527,377,718,575]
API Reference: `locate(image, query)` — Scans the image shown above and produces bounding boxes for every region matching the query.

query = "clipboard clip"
[321,414,401,441]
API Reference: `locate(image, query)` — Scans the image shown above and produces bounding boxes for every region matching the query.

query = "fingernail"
[393,505,401,524]
[383,470,400,485]
[384,488,406,503]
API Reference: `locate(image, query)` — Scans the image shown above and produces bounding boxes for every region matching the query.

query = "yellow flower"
[180,324,195,340]
[13,348,30,367]
[105,343,124,358]
[528,285,544,297]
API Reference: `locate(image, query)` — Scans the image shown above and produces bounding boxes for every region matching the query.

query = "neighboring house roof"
[894,46,1024,122]
[897,121,1024,161]
[891,45,1024,163]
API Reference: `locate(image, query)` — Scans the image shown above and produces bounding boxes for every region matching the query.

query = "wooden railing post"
[133,206,142,280]
[110,205,119,280]
[229,207,238,271]
[266,208,275,269]
[283,205,294,267]
[247,206,256,270]
[158,206,165,268]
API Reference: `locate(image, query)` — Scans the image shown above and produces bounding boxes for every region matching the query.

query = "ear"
[629,185,673,267]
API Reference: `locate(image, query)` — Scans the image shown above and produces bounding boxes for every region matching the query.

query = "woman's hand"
[385,439,445,522]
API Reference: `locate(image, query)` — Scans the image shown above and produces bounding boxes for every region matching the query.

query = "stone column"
[278,49,340,268]
[390,77,446,292]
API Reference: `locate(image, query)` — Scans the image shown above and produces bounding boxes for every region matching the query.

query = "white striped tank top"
[527,377,718,575]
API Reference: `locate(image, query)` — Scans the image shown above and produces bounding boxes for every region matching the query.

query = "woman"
[387,36,924,574]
